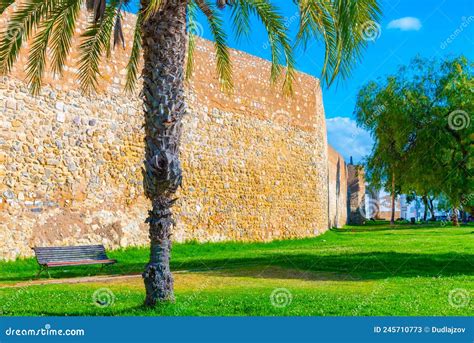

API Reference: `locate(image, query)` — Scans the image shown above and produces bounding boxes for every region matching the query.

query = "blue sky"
[129,0,473,163]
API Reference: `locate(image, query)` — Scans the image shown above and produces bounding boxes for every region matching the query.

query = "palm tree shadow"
[5,252,472,283]
[172,251,474,281]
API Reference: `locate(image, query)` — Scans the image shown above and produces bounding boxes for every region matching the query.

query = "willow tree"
[355,77,408,225]
[0,0,381,306]
[356,56,473,226]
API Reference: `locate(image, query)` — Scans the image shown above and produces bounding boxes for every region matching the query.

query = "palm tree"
[0,0,381,306]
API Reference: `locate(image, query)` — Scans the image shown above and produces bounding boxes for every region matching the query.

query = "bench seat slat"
[37,258,108,264]
[46,259,117,267]
[35,251,106,255]
[36,254,109,263]
[36,256,108,261]
[35,251,107,255]
[34,249,105,253]
[35,250,105,254]
[35,252,102,255]
[35,246,104,249]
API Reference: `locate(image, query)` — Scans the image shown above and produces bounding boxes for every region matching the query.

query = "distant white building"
[364,188,446,221]
[399,195,446,221]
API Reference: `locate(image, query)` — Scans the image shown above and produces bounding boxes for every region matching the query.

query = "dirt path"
[0,266,349,289]
[0,274,143,289]
[0,268,213,289]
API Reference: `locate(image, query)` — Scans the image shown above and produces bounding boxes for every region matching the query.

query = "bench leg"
[35,267,43,279]
[36,266,47,279]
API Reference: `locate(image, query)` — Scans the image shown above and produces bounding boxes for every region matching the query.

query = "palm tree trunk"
[141,0,187,306]
[390,173,396,225]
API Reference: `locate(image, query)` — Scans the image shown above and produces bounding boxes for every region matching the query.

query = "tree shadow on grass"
[1,252,473,283]
[171,251,474,281]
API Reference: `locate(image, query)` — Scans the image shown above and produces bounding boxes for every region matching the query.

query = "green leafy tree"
[436,58,473,224]
[356,56,473,226]
[396,57,473,225]
[355,77,408,225]
[0,0,381,305]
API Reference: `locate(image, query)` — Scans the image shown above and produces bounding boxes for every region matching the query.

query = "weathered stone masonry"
[0,9,360,260]
[328,146,348,229]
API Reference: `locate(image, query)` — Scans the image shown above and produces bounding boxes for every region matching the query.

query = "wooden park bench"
[33,245,116,278]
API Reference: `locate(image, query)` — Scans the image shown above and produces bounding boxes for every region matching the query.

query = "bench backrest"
[33,245,109,264]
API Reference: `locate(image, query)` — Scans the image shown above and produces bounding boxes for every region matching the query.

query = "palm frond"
[330,0,381,85]
[113,11,125,48]
[49,0,82,76]
[234,0,295,94]
[78,2,118,93]
[296,0,381,86]
[25,15,54,95]
[125,11,142,93]
[296,0,338,85]
[0,0,55,74]
[112,0,126,48]
[142,0,164,21]
[196,0,233,91]
[185,0,199,80]
[26,0,81,94]
[230,0,251,41]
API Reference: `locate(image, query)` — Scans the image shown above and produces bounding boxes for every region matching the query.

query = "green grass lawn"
[0,222,472,316]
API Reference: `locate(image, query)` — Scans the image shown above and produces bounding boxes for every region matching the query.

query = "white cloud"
[387,17,422,31]
[327,117,373,164]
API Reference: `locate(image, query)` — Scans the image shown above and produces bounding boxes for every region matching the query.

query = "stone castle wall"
[348,165,366,224]
[328,146,348,228]
[0,9,332,260]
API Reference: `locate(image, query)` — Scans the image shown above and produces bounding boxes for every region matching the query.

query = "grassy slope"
[0,222,472,316]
